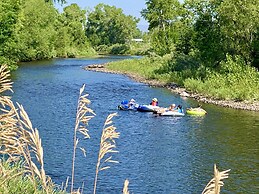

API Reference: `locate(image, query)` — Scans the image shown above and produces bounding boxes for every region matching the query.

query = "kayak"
[186,108,207,115]
[159,111,185,116]
[118,100,139,111]
[137,104,159,112]
[153,108,185,116]
[118,104,139,111]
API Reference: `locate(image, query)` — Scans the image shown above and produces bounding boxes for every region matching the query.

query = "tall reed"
[71,84,95,193]
[0,65,52,192]
[123,179,130,194]
[93,113,119,194]
[202,164,231,194]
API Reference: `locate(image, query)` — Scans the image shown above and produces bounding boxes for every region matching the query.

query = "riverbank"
[84,64,259,112]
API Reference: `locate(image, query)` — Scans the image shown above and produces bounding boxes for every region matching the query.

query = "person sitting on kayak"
[176,105,184,113]
[128,99,136,108]
[155,103,176,114]
[168,104,177,111]
[150,98,158,106]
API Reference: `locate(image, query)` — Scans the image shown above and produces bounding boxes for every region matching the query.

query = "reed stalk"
[202,164,231,194]
[71,84,95,193]
[0,65,51,192]
[123,179,130,194]
[93,113,119,194]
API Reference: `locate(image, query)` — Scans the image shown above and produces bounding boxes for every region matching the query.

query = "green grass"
[106,54,259,101]
[0,160,65,194]
[106,55,171,81]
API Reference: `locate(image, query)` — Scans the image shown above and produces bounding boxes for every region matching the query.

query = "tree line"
[1,0,258,72]
[0,0,141,70]
[142,0,259,69]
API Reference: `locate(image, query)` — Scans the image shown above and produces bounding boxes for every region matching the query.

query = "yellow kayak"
[186,108,207,115]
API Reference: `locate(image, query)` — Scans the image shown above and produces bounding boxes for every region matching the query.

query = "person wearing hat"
[128,98,136,108]
[168,104,176,111]
[150,98,158,106]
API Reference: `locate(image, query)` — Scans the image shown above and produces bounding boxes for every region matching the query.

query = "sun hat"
[130,98,135,102]
[153,98,158,102]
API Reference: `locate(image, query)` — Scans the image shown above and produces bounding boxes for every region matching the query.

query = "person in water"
[150,98,158,106]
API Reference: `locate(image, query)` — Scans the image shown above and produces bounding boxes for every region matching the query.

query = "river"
[10,57,259,194]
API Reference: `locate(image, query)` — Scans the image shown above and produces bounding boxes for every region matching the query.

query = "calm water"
[11,57,259,194]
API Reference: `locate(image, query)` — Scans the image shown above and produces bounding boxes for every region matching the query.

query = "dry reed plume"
[93,112,120,194]
[202,164,231,194]
[71,84,95,193]
[123,179,130,194]
[0,65,52,192]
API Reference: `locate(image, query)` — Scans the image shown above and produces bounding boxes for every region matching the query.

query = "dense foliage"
[85,3,142,54]
[0,0,146,69]
[106,55,259,101]
[136,0,259,101]
[0,0,95,70]
[85,3,141,46]
[142,0,259,69]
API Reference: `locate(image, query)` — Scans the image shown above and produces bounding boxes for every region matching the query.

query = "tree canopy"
[0,1,145,69]
[142,0,259,68]
[0,0,95,69]
[85,3,141,47]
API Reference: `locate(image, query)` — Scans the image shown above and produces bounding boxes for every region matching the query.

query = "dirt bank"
[84,65,259,112]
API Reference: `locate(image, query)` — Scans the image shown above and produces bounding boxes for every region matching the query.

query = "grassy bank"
[106,55,259,102]
[0,160,64,194]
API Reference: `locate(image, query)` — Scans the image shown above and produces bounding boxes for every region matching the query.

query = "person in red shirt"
[150,98,158,106]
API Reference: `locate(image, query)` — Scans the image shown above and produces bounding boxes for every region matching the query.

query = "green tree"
[183,0,225,67]
[15,0,57,61]
[141,0,184,55]
[85,3,140,47]
[217,0,259,67]
[55,3,94,57]
[0,0,23,69]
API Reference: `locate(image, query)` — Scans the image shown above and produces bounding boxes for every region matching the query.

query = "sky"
[56,0,149,31]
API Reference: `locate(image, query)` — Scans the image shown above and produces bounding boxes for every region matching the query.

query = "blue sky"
[56,0,148,31]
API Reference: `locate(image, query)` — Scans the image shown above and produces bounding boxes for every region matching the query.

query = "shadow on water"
[10,57,259,194]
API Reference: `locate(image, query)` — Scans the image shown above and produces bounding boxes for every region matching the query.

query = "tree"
[0,0,23,69]
[183,0,259,68]
[217,0,259,67]
[55,3,93,57]
[141,0,184,55]
[183,0,225,67]
[15,0,57,61]
[85,3,140,47]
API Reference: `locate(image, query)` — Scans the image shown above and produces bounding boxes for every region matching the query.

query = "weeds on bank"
[0,64,231,194]
[93,112,119,194]
[107,54,259,101]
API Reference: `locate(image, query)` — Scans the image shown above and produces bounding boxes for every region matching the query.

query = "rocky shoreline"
[84,64,259,112]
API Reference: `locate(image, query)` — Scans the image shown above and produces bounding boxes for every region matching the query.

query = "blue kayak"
[118,100,139,111]
[137,104,159,112]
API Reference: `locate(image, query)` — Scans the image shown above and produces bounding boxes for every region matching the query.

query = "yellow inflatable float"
[186,107,207,115]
